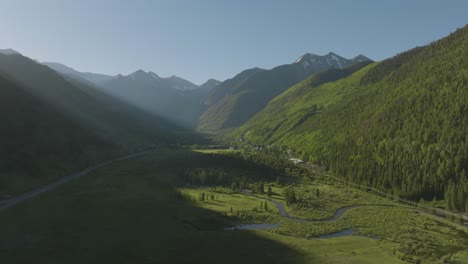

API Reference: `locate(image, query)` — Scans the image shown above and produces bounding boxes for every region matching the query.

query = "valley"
[1,148,466,264]
[0,3,467,263]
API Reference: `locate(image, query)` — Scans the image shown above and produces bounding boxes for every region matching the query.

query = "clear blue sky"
[1,0,467,84]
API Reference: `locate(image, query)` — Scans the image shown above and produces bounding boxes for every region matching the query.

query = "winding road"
[0,149,157,211]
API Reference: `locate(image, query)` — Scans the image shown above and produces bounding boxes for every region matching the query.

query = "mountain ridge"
[198,52,372,132]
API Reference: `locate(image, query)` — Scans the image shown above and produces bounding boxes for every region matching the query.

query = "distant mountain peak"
[204,78,221,84]
[167,75,182,80]
[294,53,318,63]
[165,75,198,90]
[129,69,150,81]
[353,54,372,62]
[294,52,371,71]
[199,79,221,92]
[0,48,20,55]
[131,69,146,75]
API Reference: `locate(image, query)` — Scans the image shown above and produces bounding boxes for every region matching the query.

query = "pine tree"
[267,186,273,197]
[445,185,452,210]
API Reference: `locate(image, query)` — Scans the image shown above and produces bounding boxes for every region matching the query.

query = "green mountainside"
[233,26,468,209]
[233,61,374,143]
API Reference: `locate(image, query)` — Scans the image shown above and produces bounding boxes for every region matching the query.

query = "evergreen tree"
[285,188,297,205]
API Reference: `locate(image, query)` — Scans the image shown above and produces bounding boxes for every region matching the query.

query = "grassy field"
[1,148,467,263]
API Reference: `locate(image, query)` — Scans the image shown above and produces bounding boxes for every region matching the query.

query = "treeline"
[182,168,227,186]
[222,150,309,179]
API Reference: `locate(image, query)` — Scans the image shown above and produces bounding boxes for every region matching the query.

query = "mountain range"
[198,52,372,132]
[43,62,220,128]
[1,25,466,208]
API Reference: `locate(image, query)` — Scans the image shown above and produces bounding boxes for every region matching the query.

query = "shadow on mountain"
[0,53,211,198]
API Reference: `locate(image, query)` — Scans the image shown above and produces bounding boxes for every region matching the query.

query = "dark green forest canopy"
[233,26,468,211]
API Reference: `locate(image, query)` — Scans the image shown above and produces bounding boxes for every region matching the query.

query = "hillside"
[233,61,374,143]
[100,70,204,128]
[0,53,178,146]
[233,26,468,209]
[0,74,116,197]
[198,53,371,132]
[44,62,212,128]
[0,54,185,197]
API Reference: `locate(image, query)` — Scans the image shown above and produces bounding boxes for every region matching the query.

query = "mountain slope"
[0,53,187,197]
[100,70,204,128]
[42,62,113,86]
[234,26,468,208]
[0,49,20,55]
[44,62,207,128]
[198,79,221,93]
[233,61,374,143]
[0,54,180,145]
[0,74,115,197]
[198,53,371,132]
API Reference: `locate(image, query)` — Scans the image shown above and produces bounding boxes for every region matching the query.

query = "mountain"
[198,53,372,132]
[165,75,199,90]
[0,73,115,198]
[100,70,203,128]
[198,79,221,93]
[233,61,374,144]
[0,48,20,55]
[44,62,200,91]
[0,53,183,196]
[44,62,207,128]
[0,54,178,144]
[294,52,370,72]
[232,26,468,209]
[42,62,113,86]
